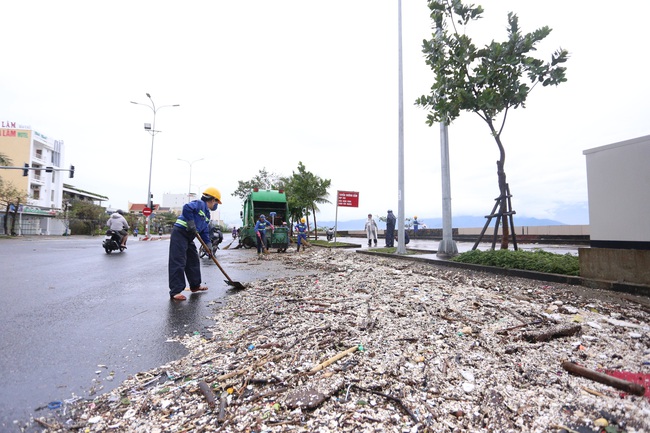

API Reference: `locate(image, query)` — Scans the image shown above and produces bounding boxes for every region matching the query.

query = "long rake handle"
[196,234,235,283]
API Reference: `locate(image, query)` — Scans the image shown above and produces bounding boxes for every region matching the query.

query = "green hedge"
[451,249,580,276]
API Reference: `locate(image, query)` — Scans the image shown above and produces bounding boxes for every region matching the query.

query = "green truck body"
[239,189,290,252]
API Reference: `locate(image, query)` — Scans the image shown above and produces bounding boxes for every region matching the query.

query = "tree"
[416,0,568,249]
[0,181,28,236]
[232,168,282,200]
[68,200,106,235]
[282,162,331,240]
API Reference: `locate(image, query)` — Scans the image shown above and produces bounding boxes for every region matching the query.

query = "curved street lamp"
[130,93,179,239]
[177,158,204,203]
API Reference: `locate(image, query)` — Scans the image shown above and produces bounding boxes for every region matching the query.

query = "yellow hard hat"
[301,217,306,223]
[414,216,417,219]
[202,187,222,204]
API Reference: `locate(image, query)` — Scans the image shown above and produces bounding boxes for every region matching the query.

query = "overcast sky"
[3,1,649,227]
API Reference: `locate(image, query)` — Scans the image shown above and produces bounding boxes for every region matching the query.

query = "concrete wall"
[458,225,589,236]
[345,225,589,237]
[579,247,650,286]
[583,135,650,243]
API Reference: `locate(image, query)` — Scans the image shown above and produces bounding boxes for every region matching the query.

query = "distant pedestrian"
[365,213,378,247]
[385,210,396,247]
[413,216,420,235]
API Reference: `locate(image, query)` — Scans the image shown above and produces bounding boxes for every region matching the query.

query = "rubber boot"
[374,239,377,247]
[368,240,371,247]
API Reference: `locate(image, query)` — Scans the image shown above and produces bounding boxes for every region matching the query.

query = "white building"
[0,121,68,235]
[580,134,650,286]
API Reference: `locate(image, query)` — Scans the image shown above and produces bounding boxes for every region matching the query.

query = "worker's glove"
[205,243,213,256]
[256,231,261,239]
[187,220,197,236]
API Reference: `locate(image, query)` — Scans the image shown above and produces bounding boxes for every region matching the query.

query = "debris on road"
[34,249,650,432]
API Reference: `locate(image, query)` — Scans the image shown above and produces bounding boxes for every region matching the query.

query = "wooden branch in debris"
[213,354,286,382]
[34,418,57,429]
[217,392,228,422]
[310,345,359,374]
[198,381,216,408]
[350,385,418,424]
[562,362,646,396]
[496,320,543,335]
[522,324,581,342]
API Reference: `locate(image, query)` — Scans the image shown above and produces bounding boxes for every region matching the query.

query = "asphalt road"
[0,235,299,431]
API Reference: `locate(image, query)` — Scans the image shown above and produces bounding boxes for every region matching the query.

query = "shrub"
[451,249,580,276]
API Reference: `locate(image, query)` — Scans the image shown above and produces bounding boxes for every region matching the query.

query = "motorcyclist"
[106,209,129,249]
[211,223,223,250]
[232,227,238,239]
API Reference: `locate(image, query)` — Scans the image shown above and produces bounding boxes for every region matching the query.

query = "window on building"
[32,188,41,200]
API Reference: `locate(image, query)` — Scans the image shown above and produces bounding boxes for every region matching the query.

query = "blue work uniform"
[168,199,212,297]
[295,222,307,251]
[255,219,273,254]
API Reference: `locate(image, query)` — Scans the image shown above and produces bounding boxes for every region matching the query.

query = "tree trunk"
[10,199,20,236]
[3,205,9,235]
[312,205,318,240]
[488,119,510,250]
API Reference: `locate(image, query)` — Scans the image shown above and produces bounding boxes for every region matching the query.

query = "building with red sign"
[0,121,105,234]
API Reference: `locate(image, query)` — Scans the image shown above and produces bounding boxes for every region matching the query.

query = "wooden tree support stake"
[561,362,646,396]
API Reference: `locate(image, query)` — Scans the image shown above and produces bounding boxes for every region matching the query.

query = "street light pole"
[131,93,179,239]
[177,158,204,203]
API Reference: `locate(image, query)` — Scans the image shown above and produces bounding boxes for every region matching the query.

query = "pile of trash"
[37,248,650,432]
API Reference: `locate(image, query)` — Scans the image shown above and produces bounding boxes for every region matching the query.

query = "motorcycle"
[232,228,238,239]
[200,228,223,258]
[103,229,125,254]
[326,227,334,241]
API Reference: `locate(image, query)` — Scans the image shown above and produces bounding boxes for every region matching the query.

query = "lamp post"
[177,158,204,203]
[130,93,179,239]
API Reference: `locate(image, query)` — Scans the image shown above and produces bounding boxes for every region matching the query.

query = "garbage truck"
[238,189,290,252]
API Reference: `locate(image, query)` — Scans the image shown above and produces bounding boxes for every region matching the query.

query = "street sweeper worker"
[254,214,274,257]
[168,187,222,301]
[295,217,308,252]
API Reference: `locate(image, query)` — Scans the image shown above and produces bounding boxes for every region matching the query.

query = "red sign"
[337,190,359,207]
[142,207,152,216]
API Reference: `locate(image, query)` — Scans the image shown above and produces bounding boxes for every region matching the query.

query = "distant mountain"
[316,216,568,231]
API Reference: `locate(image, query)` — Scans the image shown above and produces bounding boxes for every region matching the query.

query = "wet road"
[0,235,297,430]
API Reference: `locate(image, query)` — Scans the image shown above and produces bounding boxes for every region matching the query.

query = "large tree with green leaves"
[416,0,568,249]
[232,168,282,200]
[282,162,331,239]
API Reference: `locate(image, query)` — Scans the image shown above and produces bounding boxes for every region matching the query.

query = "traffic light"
[22,163,29,176]
[149,194,154,210]
[69,165,75,178]
[45,166,53,173]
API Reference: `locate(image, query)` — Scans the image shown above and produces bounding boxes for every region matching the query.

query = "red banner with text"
[337,190,359,207]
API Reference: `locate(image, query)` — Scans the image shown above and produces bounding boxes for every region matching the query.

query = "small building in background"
[580,135,650,287]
